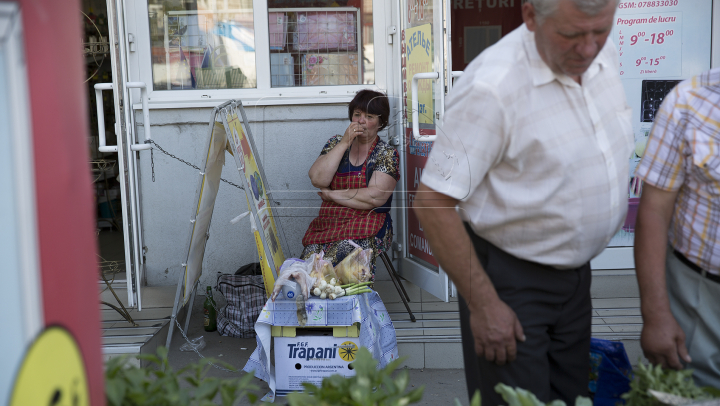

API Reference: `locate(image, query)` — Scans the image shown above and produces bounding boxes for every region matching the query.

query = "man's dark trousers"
[459,224,591,405]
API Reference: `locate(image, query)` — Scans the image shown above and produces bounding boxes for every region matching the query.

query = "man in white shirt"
[413,0,633,403]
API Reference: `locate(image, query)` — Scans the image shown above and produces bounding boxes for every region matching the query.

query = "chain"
[172,288,241,373]
[173,316,238,373]
[150,147,155,182]
[145,140,244,190]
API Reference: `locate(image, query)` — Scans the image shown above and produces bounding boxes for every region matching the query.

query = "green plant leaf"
[469,390,481,406]
[394,370,409,392]
[702,386,720,398]
[105,377,127,406]
[194,378,221,400]
[495,383,547,406]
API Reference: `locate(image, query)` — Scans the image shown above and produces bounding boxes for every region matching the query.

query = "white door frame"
[392,0,453,302]
[104,0,146,309]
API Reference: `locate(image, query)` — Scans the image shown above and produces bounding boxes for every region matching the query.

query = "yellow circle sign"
[10,326,90,406]
[339,341,358,362]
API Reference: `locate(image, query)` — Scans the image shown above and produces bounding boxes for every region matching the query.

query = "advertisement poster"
[226,112,286,273]
[404,23,435,129]
[402,21,438,266]
[608,0,711,246]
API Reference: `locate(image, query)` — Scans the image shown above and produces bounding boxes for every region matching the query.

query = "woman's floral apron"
[302,137,387,246]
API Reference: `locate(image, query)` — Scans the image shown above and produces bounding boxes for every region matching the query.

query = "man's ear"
[522,2,538,32]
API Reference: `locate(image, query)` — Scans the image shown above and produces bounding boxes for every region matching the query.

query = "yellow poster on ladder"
[226,110,285,296]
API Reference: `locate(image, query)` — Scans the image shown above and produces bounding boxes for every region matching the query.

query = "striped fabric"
[635,68,720,275]
[215,274,266,338]
[421,24,634,269]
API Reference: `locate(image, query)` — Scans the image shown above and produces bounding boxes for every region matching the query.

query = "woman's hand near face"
[340,121,364,147]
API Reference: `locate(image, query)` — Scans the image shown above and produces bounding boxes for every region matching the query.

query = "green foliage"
[104,346,259,406]
[285,347,424,406]
[622,362,714,406]
[494,383,592,406]
[454,390,481,406]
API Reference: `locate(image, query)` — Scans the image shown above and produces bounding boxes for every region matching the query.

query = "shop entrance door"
[93,0,150,310]
[392,0,523,301]
[393,0,452,301]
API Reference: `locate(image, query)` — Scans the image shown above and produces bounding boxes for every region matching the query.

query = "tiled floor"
[97,265,645,368]
[376,278,644,368]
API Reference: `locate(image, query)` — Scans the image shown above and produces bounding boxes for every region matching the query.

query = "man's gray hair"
[525,0,619,24]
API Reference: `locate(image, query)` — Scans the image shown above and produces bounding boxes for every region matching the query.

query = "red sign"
[404,128,439,266]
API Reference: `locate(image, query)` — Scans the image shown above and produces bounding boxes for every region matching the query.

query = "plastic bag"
[179,336,206,352]
[308,251,338,289]
[270,258,317,302]
[334,241,373,285]
[589,338,633,406]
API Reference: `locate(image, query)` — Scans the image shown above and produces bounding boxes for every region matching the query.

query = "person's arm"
[413,182,525,365]
[308,123,363,188]
[318,171,397,210]
[634,183,690,369]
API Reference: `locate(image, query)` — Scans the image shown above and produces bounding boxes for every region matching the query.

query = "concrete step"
[100,285,177,364]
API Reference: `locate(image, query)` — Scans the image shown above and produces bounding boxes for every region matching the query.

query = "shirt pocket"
[689,128,720,196]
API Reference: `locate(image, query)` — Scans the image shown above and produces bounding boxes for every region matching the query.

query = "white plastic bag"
[179,336,206,352]
[270,258,317,302]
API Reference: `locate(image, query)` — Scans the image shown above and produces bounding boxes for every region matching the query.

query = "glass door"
[392,0,523,301]
[94,0,148,309]
[394,0,451,301]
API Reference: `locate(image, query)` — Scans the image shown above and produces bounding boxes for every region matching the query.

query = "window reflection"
[148,0,257,90]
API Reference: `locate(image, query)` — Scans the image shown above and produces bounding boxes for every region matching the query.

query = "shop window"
[147,0,257,90]
[267,0,374,87]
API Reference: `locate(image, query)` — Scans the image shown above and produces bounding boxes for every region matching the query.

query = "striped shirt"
[420,24,634,269]
[635,68,720,275]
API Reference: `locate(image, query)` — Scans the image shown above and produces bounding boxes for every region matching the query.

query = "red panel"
[451,0,524,71]
[404,128,439,266]
[19,0,105,404]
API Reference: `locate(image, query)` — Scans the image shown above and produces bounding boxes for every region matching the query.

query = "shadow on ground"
[165,295,469,405]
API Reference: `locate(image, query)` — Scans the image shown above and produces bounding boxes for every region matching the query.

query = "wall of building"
[137,103,395,289]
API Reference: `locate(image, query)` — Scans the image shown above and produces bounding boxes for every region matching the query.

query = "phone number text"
[619,0,678,9]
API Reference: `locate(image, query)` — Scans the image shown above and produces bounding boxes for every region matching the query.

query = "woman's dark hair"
[348,90,390,131]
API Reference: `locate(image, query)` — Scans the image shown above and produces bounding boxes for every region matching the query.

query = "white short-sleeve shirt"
[421,24,634,269]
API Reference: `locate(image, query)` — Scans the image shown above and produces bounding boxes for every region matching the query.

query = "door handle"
[93,82,152,152]
[94,83,117,152]
[126,82,151,151]
[411,72,439,142]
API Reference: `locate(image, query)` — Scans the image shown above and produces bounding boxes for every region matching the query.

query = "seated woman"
[301,90,399,281]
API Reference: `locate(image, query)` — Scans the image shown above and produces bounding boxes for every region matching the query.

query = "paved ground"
[165,298,469,405]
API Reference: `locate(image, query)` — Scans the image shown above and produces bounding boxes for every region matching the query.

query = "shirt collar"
[521,24,610,87]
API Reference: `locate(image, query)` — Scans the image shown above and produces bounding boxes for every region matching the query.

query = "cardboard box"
[274,332,360,396]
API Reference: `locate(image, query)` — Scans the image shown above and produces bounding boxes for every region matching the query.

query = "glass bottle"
[203,286,217,332]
